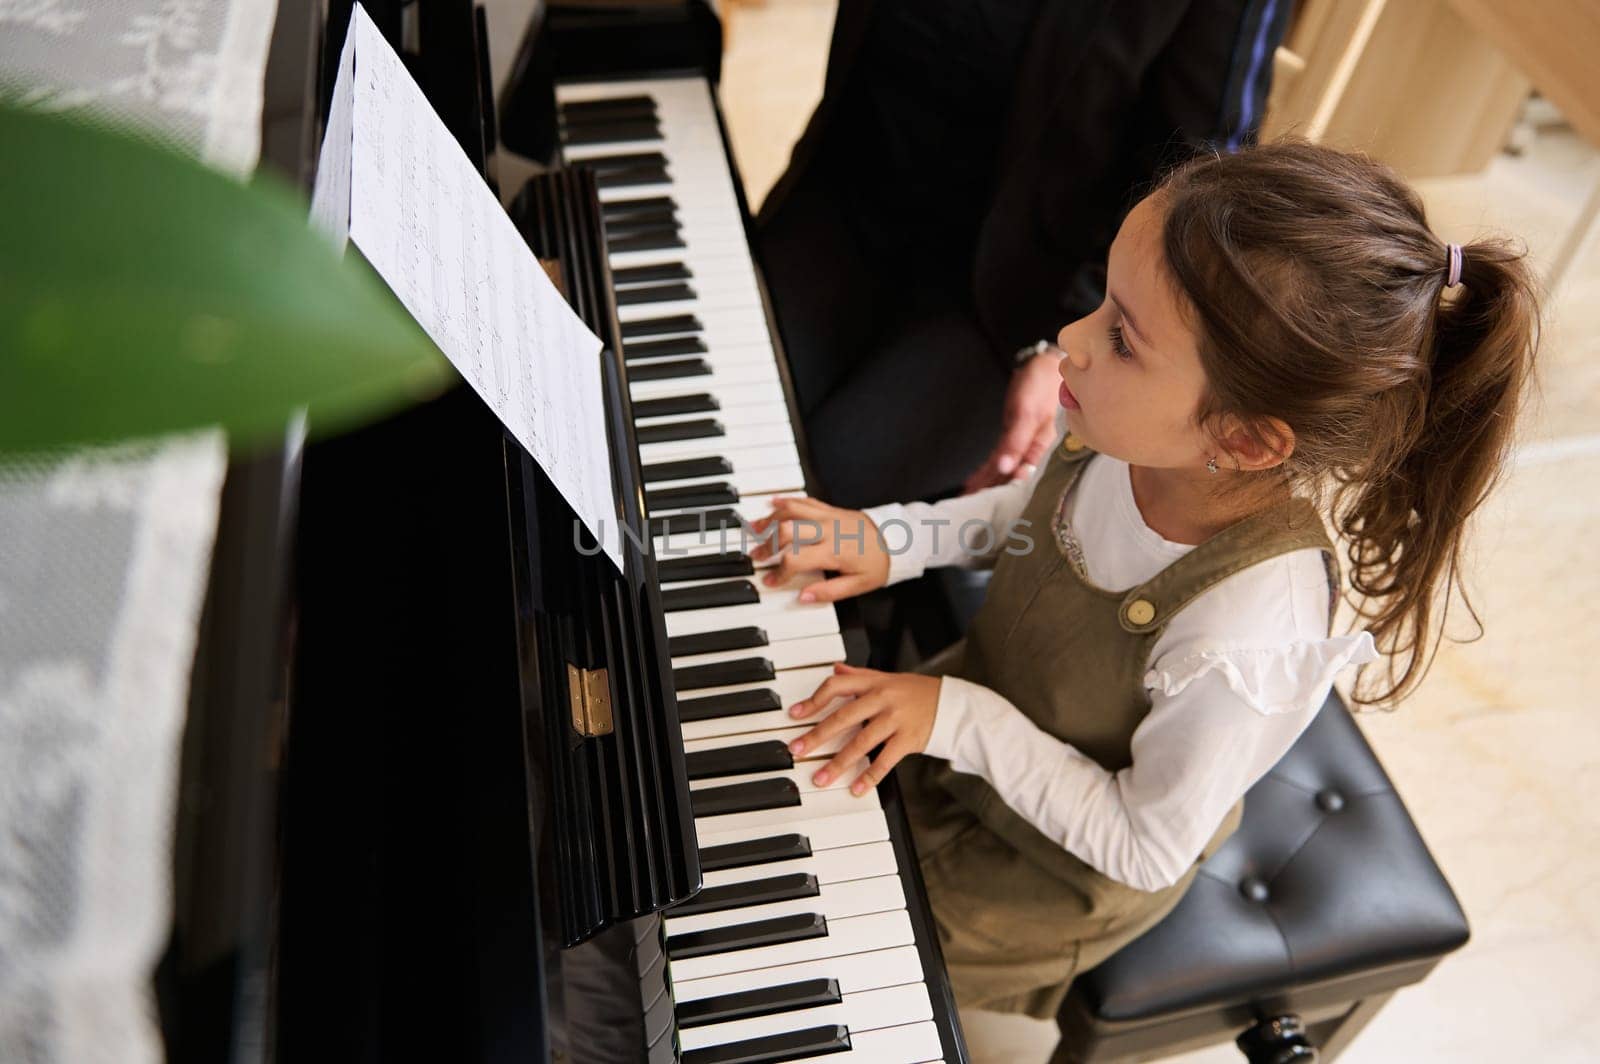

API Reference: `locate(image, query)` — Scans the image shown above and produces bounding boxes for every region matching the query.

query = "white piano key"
[637,421,792,465]
[667,909,916,983]
[672,943,925,1004]
[670,633,846,673]
[680,706,836,745]
[609,235,747,268]
[677,982,933,1053]
[667,873,905,939]
[637,401,791,433]
[616,288,764,321]
[631,378,786,411]
[664,591,838,640]
[650,491,789,523]
[646,461,805,501]
[610,249,761,284]
[690,758,865,799]
[694,807,890,853]
[684,722,853,764]
[692,782,878,837]
[630,360,782,402]
[699,840,899,890]
[675,663,831,707]
[627,341,777,369]
[786,1021,944,1064]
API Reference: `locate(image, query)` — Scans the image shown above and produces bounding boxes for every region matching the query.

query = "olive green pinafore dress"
[898,435,1337,1018]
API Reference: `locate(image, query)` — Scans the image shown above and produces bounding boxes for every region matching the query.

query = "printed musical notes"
[311,4,622,570]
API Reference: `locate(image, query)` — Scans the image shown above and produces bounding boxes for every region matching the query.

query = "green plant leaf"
[0,103,452,454]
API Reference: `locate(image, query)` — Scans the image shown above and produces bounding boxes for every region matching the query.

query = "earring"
[1206,456,1219,474]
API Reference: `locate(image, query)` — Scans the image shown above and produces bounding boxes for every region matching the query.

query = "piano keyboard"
[557,77,950,1064]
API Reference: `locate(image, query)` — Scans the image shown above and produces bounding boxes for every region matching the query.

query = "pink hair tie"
[1445,243,1463,288]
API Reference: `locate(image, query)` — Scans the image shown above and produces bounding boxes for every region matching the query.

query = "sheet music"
[324,4,622,570]
[308,24,355,247]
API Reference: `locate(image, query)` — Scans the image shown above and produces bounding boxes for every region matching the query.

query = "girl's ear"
[1216,415,1296,472]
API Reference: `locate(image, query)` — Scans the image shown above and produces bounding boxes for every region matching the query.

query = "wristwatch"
[1011,338,1060,370]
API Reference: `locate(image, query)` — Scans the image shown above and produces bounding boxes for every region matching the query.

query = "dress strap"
[1115,496,1339,637]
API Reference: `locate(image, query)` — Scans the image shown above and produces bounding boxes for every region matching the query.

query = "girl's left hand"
[787,663,941,796]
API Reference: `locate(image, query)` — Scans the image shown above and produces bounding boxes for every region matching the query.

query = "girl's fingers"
[789,673,875,722]
[854,736,914,795]
[790,691,881,754]
[811,716,895,790]
[798,574,871,603]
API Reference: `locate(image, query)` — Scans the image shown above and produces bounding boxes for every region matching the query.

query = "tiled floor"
[717,2,1600,1060]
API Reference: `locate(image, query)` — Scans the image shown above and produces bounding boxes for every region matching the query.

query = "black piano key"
[596,163,671,187]
[681,1024,851,1064]
[578,151,668,171]
[699,833,813,873]
[603,196,677,220]
[567,122,664,147]
[613,261,693,286]
[635,417,725,446]
[615,282,697,306]
[690,777,800,819]
[684,740,794,782]
[676,977,842,1029]
[667,911,825,960]
[673,656,775,691]
[649,484,743,517]
[670,872,817,919]
[660,578,759,612]
[628,357,712,383]
[668,625,768,657]
[606,212,680,236]
[654,548,753,582]
[677,688,783,723]
[560,93,657,117]
[608,230,687,255]
[650,508,744,540]
[622,314,702,339]
[625,336,709,361]
[634,395,721,420]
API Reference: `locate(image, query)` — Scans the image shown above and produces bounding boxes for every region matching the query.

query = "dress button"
[1316,789,1346,813]
[1062,434,1086,453]
[1240,877,1271,904]
[1125,598,1157,626]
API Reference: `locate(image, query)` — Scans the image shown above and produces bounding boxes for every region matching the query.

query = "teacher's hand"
[963,348,1061,493]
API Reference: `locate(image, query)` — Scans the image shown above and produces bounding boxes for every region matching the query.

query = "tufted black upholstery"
[887,570,1471,1060]
[1066,690,1469,1037]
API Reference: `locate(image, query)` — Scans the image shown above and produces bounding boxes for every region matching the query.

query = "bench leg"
[1313,990,1395,1061]
[1236,1015,1317,1061]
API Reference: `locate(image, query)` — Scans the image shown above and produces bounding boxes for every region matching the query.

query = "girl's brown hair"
[1156,139,1540,707]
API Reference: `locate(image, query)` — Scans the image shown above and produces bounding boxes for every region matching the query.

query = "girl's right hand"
[747,495,890,604]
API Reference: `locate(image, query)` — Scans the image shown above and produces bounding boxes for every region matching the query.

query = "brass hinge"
[567,663,613,737]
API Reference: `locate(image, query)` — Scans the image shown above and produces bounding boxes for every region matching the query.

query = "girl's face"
[1055,194,1214,471]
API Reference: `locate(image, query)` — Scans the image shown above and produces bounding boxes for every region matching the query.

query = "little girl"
[748,139,1540,1018]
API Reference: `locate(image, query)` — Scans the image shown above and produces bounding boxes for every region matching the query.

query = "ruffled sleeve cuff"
[1144,631,1380,716]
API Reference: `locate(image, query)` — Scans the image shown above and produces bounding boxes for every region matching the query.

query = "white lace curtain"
[0,3,280,1061]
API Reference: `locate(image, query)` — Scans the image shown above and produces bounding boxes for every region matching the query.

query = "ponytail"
[1337,238,1541,706]
[1157,140,1543,709]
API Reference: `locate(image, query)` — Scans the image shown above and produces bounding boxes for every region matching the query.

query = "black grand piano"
[157,2,966,1062]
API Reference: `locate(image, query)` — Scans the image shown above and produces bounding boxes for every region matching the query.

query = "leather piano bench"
[879,571,1471,1063]
[1051,692,1470,1062]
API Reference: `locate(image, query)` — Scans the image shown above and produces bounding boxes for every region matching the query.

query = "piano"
[157,2,968,1063]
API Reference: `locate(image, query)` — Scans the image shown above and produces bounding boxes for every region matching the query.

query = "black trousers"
[754,0,1290,510]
